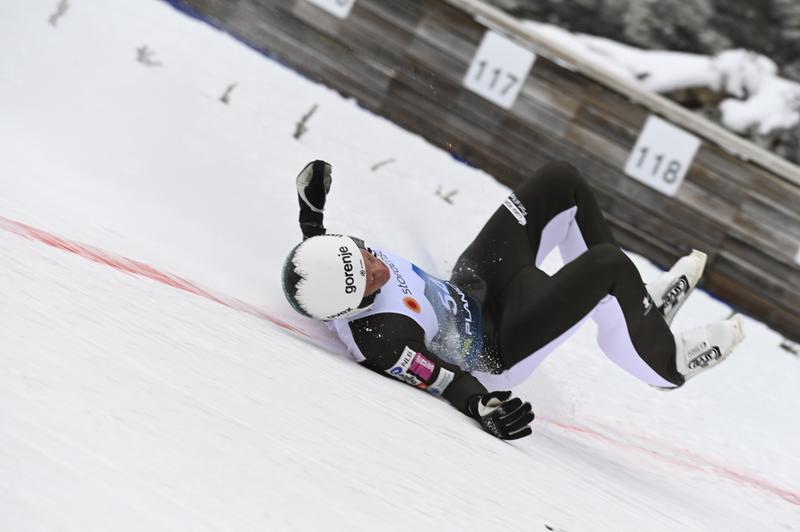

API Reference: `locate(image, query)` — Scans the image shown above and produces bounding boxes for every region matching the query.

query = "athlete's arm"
[349,313,534,439]
[295,160,332,240]
[348,313,488,415]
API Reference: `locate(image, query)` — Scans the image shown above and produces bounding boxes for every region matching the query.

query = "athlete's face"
[361,249,390,297]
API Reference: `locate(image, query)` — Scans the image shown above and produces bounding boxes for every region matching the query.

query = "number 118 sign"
[624,115,701,197]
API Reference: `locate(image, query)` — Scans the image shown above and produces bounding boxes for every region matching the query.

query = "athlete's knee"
[543,160,578,176]
[544,160,584,181]
[513,161,593,216]
[451,252,488,304]
[530,161,589,194]
[585,243,637,277]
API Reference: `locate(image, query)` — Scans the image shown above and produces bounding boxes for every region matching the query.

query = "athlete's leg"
[451,161,614,303]
[453,161,681,390]
[510,160,615,266]
[486,243,682,390]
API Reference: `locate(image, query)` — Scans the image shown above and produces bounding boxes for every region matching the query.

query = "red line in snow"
[1,215,797,508]
[543,417,800,506]
[0,215,310,338]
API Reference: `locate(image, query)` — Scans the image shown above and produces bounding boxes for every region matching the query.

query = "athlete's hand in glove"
[467,391,534,440]
[296,160,332,213]
[296,160,332,239]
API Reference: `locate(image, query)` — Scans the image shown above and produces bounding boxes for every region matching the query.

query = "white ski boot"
[674,314,745,381]
[647,249,707,326]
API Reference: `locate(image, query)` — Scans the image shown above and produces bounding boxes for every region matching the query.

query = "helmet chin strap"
[349,235,376,310]
[349,235,367,250]
[358,291,378,309]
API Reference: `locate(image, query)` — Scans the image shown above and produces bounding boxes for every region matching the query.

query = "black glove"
[296,160,332,239]
[297,160,331,212]
[467,391,534,440]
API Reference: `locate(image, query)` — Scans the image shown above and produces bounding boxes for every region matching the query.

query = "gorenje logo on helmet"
[338,246,360,294]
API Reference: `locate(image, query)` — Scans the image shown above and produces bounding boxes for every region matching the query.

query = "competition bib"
[411,264,483,369]
[333,247,483,370]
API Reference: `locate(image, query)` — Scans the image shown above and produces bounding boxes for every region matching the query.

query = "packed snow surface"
[1,1,798,530]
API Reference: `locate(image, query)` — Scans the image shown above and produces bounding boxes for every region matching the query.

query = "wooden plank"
[581,166,730,248]
[195,0,399,109]
[606,215,686,269]
[355,0,426,37]
[186,0,248,23]
[506,86,575,138]
[682,164,748,207]
[745,188,800,225]
[564,121,630,169]
[720,232,800,290]
[290,1,345,37]
[417,0,486,59]
[694,145,800,223]
[593,188,725,253]
[731,213,800,267]
[519,78,583,121]
[291,1,415,79]
[530,56,592,101]
[672,179,738,228]
[404,30,475,84]
[576,83,648,131]
[572,99,640,151]
[707,253,800,341]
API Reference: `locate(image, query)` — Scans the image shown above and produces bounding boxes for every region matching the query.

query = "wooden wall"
[175,0,800,341]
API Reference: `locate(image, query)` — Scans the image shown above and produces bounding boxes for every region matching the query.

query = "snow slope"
[1,1,798,530]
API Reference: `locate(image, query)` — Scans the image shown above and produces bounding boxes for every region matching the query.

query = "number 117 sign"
[463,31,536,110]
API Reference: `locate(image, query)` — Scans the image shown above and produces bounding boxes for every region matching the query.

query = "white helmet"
[282,234,368,320]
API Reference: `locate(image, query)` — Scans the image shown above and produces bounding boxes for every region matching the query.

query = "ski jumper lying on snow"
[281,160,745,441]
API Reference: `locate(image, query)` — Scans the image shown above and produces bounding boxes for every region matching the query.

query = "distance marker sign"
[304,0,355,19]
[624,115,701,197]
[463,31,536,110]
